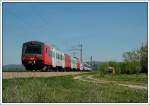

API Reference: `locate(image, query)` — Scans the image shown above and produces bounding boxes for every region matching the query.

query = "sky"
[3,2,147,65]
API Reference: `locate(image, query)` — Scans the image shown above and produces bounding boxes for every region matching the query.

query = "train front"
[22,41,44,70]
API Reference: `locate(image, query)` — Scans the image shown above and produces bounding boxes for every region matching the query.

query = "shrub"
[97,63,109,75]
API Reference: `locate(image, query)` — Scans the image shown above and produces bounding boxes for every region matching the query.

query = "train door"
[52,48,56,68]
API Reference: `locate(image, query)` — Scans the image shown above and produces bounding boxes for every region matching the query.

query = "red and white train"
[22,41,81,71]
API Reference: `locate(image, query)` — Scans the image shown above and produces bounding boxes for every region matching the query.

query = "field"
[2,72,148,103]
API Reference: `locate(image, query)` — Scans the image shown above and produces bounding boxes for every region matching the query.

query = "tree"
[122,43,148,74]
[140,44,148,73]
[123,49,141,62]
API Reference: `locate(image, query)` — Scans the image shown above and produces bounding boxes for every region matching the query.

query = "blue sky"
[3,3,147,65]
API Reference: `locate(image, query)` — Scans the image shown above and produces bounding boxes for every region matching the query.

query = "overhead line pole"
[90,56,92,69]
[69,44,83,64]
[80,44,83,64]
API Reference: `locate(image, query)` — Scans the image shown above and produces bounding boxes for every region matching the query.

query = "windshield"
[24,44,42,55]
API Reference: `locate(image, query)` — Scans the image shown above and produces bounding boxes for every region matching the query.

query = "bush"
[108,61,121,74]
[97,61,121,75]
[120,61,141,74]
[97,63,109,75]
[97,61,142,75]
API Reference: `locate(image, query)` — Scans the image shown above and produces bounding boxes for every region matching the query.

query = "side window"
[51,51,53,57]
[57,53,59,59]
[60,54,61,60]
[46,48,47,53]
[49,50,52,57]
[62,55,63,60]
[56,53,58,59]
[53,51,55,58]
[52,51,54,57]
[59,54,60,60]
[48,50,50,56]
[60,55,62,60]
[50,51,52,57]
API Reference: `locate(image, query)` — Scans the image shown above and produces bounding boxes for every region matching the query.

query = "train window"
[53,52,55,57]
[46,48,47,53]
[59,54,60,60]
[24,45,42,55]
[51,51,53,57]
[49,50,51,56]
[56,53,57,59]
[51,51,52,57]
[62,55,63,60]
[59,55,61,60]
[57,53,58,59]
[49,51,52,57]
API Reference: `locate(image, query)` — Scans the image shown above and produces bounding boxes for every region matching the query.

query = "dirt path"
[73,74,147,90]
[2,72,86,79]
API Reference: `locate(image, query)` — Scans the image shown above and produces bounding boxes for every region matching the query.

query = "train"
[22,41,82,71]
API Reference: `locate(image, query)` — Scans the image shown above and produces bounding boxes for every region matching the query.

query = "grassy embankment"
[93,73,148,86]
[3,73,148,103]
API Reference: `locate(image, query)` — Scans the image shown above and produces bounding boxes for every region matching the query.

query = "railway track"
[2,71,86,79]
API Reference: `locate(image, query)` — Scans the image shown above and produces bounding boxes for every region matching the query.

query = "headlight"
[30,57,34,60]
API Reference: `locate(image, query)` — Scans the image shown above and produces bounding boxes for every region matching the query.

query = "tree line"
[97,43,148,74]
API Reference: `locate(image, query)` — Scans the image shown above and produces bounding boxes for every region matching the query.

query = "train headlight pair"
[30,57,34,60]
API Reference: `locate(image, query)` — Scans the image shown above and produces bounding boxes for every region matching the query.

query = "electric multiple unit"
[22,41,80,71]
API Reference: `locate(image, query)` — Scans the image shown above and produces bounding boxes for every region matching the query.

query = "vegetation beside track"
[3,73,147,103]
[93,73,148,86]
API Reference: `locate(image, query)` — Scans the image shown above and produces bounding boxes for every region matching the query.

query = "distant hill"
[3,64,26,72]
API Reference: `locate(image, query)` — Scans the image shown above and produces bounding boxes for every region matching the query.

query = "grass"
[2,73,148,103]
[94,73,148,86]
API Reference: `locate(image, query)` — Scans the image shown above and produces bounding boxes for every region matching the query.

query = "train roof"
[23,41,44,45]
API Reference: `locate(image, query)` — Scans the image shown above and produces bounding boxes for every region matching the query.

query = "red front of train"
[22,41,52,70]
